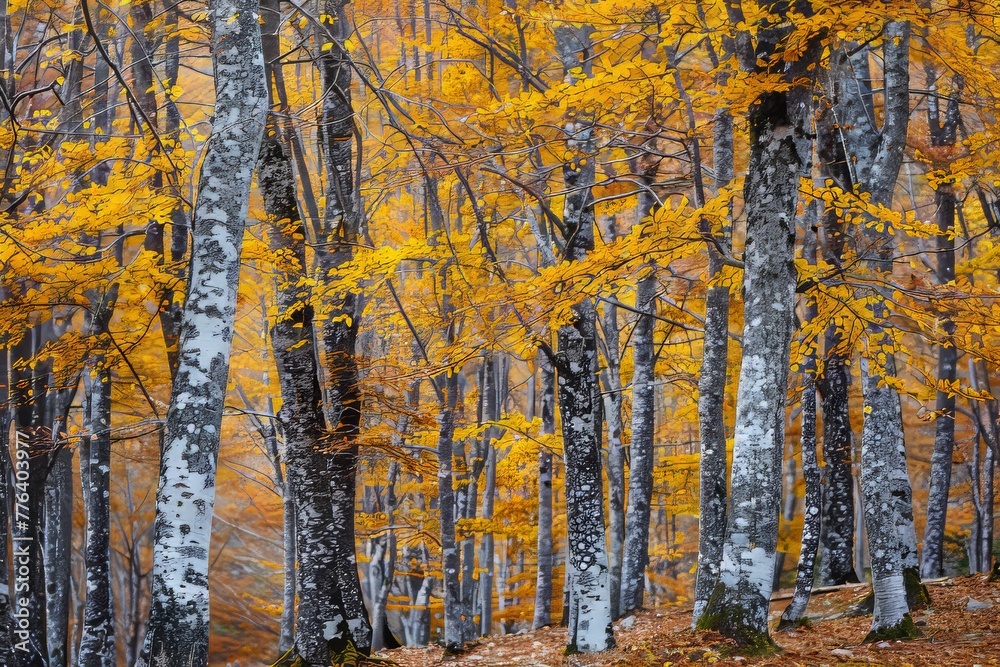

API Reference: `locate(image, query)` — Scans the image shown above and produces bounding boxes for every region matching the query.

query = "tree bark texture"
[44,444,73,667]
[620,272,656,615]
[479,354,503,637]
[601,299,626,620]
[829,21,922,639]
[969,360,999,573]
[532,358,556,630]
[78,368,116,667]
[814,91,858,587]
[314,1,372,652]
[779,202,822,627]
[437,370,463,652]
[553,21,614,654]
[920,72,962,579]
[137,0,267,662]
[699,79,812,649]
[259,122,373,662]
[693,107,733,623]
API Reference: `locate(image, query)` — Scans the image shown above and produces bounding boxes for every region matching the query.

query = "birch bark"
[698,87,811,649]
[78,15,118,664]
[553,22,614,653]
[693,107,733,623]
[920,72,962,579]
[620,269,656,614]
[78,366,116,667]
[532,357,556,629]
[698,11,816,642]
[827,21,924,639]
[813,71,859,587]
[314,0,372,651]
[137,0,267,662]
[600,299,625,620]
[778,203,822,630]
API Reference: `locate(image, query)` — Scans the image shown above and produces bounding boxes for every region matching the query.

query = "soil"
[381,575,1000,666]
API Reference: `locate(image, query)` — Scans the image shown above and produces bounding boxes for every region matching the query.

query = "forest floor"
[382,575,1000,667]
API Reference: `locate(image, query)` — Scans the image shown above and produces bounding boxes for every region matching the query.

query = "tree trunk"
[44,444,73,667]
[827,21,924,640]
[920,182,958,579]
[314,1,372,652]
[78,30,118,662]
[557,297,615,652]
[437,370,463,652]
[132,0,183,375]
[920,71,962,579]
[814,93,858,588]
[280,493,296,653]
[259,121,369,662]
[693,106,734,623]
[553,22,614,652]
[620,273,656,615]
[137,0,267,662]
[778,370,821,628]
[983,444,996,572]
[779,209,822,628]
[532,357,555,629]
[698,76,813,648]
[859,355,920,639]
[479,355,503,637]
[78,368,116,667]
[456,422,477,643]
[600,299,625,620]
[968,359,999,573]
[370,461,399,651]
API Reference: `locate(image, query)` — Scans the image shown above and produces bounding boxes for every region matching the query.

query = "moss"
[563,643,580,656]
[988,560,1000,583]
[903,567,931,610]
[863,613,919,643]
[696,583,779,656]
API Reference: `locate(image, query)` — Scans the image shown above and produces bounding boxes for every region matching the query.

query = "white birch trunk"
[693,107,733,623]
[78,368,116,667]
[532,359,555,629]
[620,272,656,614]
[828,21,924,639]
[437,369,463,652]
[552,22,614,653]
[600,299,625,620]
[699,63,814,648]
[136,0,266,662]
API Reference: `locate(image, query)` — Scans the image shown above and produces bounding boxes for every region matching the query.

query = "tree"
[826,19,925,640]
[137,0,267,662]
[697,0,817,650]
[778,201,822,631]
[920,69,963,580]
[552,20,615,654]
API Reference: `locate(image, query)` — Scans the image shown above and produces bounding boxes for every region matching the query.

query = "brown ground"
[381,575,1000,667]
